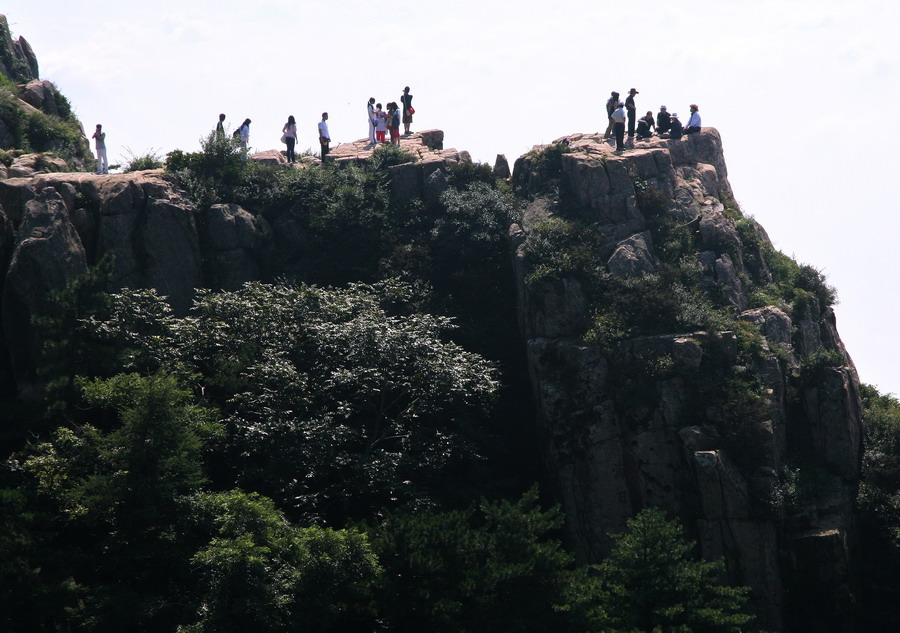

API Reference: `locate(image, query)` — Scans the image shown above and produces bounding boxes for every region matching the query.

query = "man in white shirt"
[92,124,108,174]
[685,104,702,135]
[611,102,627,151]
[318,112,331,161]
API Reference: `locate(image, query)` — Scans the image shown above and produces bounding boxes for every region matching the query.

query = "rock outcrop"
[0,131,469,392]
[511,130,862,632]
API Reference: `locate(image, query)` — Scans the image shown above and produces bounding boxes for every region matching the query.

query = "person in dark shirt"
[604,90,619,139]
[625,88,638,137]
[636,111,655,139]
[668,112,683,139]
[400,86,413,135]
[656,106,671,135]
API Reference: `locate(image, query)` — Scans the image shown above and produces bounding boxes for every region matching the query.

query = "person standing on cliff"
[318,112,331,161]
[92,124,108,174]
[216,113,226,138]
[400,86,413,135]
[625,88,638,138]
[603,90,620,139]
[367,97,377,145]
[611,101,627,151]
[282,115,298,163]
[685,104,702,134]
[656,106,671,136]
[238,118,251,160]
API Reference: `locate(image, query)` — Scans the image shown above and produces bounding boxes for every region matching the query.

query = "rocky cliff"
[0,14,93,173]
[510,130,862,632]
[0,119,864,630]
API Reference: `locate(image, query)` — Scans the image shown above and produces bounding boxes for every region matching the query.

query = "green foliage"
[182,490,380,633]
[447,160,496,189]
[591,507,753,633]
[634,178,669,218]
[19,372,220,630]
[369,487,579,633]
[526,141,569,180]
[370,142,415,170]
[853,384,900,630]
[90,281,498,522]
[122,146,163,172]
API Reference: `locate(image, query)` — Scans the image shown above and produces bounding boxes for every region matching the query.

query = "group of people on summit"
[90,84,701,175]
[604,89,701,152]
[367,86,414,146]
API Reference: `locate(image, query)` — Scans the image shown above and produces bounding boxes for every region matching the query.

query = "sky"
[5,0,900,395]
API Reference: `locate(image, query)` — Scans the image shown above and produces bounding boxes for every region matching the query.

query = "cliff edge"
[511,129,862,632]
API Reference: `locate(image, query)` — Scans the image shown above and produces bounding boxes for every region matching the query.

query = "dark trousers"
[320,140,330,161]
[627,111,636,137]
[684,127,701,135]
[614,122,625,150]
[286,137,296,162]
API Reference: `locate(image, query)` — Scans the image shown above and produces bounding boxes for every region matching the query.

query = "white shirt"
[611,107,626,123]
[240,124,250,142]
[687,112,701,128]
[318,120,330,140]
[283,123,297,139]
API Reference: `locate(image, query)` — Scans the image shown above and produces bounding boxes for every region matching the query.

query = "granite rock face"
[0,130,469,396]
[512,129,862,632]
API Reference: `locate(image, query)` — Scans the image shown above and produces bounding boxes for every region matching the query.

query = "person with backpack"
[388,102,401,144]
[282,115,298,163]
[604,91,620,139]
[374,103,387,143]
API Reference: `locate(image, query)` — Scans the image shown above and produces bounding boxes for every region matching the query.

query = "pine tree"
[594,507,753,633]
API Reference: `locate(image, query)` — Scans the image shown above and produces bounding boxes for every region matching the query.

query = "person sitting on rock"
[636,111,655,139]
[656,105,671,136]
[668,112,684,139]
[685,104,702,134]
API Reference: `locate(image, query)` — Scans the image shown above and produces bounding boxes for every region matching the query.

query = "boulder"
[607,231,657,279]
[493,154,510,179]
[2,187,86,385]
[7,153,68,178]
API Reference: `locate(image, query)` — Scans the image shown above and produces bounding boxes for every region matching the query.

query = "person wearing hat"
[625,88,638,138]
[668,112,684,139]
[685,104,702,134]
[656,106,671,135]
[611,101,627,151]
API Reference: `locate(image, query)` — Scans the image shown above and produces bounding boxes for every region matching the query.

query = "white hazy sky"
[5,1,900,395]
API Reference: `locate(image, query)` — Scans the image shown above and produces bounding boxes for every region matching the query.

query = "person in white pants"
[367,97,376,145]
[92,124,108,174]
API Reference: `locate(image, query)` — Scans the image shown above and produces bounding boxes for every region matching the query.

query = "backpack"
[232,128,241,139]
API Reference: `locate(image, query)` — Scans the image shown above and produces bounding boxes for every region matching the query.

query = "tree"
[592,507,752,633]
[21,372,221,631]
[369,487,580,633]
[181,490,380,633]
[91,281,498,522]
